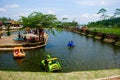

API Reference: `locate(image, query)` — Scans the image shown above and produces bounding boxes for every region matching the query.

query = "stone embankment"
[66,28,120,46]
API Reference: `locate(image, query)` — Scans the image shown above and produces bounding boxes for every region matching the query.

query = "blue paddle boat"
[67,41,74,47]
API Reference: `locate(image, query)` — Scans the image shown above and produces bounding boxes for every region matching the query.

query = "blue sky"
[0,0,120,24]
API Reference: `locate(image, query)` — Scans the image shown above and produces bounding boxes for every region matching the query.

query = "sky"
[0,0,120,24]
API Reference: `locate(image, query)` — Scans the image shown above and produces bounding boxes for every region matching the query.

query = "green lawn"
[0,69,120,80]
[89,28,120,35]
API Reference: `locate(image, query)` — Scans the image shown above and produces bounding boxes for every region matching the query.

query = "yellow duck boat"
[13,47,25,58]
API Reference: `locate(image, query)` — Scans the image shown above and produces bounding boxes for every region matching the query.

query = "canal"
[0,30,120,72]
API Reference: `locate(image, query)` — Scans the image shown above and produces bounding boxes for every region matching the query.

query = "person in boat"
[67,41,71,46]
[15,49,19,54]
[70,41,74,47]
[67,41,74,47]
[14,49,21,57]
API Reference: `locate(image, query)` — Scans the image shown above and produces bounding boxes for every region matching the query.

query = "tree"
[0,17,8,27]
[114,8,120,18]
[88,17,120,28]
[21,12,58,28]
[4,18,12,36]
[20,12,58,41]
[97,8,107,20]
[0,17,8,22]
[62,17,68,22]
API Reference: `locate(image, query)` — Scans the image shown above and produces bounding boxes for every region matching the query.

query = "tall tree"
[114,8,120,18]
[0,17,8,22]
[97,8,107,20]
[0,17,9,27]
[62,17,68,22]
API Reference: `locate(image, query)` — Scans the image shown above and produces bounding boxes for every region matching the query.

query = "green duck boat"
[41,55,61,72]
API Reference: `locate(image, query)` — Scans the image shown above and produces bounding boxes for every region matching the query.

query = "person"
[23,36,26,41]
[18,32,21,38]
[34,29,38,35]
[45,60,48,65]
[15,49,19,54]
[70,41,74,47]
[24,31,27,34]
[0,33,2,39]
[67,41,71,46]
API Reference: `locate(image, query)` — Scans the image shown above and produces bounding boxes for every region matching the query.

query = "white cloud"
[0,4,20,12]
[9,12,30,20]
[61,15,70,19]
[78,13,100,24]
[58,13,100,24]
[20,8,57,15]
[48,10,55,14]
[0,8,6,12]
[101,0,105,5]
[5,4,19,9]
[41,7,65,14]
[59,15,79,22]
[76,0,106,6]
[18,12,29,17]
[75,0,120,6]
[81,13,90,18]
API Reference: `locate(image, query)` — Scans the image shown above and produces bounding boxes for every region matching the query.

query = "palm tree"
[97,8,107,20]
[114,8,120,18]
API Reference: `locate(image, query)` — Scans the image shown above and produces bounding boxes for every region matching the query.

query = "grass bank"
[0,69,120,80]
[89,28,120,35]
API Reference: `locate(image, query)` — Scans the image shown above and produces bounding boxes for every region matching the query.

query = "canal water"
[0,30,120,72]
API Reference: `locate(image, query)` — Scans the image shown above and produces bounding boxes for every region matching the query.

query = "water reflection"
[14,58,24,65]
[0,30,120,72]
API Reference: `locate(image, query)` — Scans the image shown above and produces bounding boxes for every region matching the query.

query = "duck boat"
[13,47,25,58]
[41,55,61,72]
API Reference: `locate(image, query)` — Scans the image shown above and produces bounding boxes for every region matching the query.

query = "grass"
[0,69,120,80]
[89,28,120,35]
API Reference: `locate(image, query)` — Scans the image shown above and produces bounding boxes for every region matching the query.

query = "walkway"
[0,33,48,50]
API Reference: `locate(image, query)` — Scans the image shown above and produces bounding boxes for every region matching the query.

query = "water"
[0,30,120,72]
